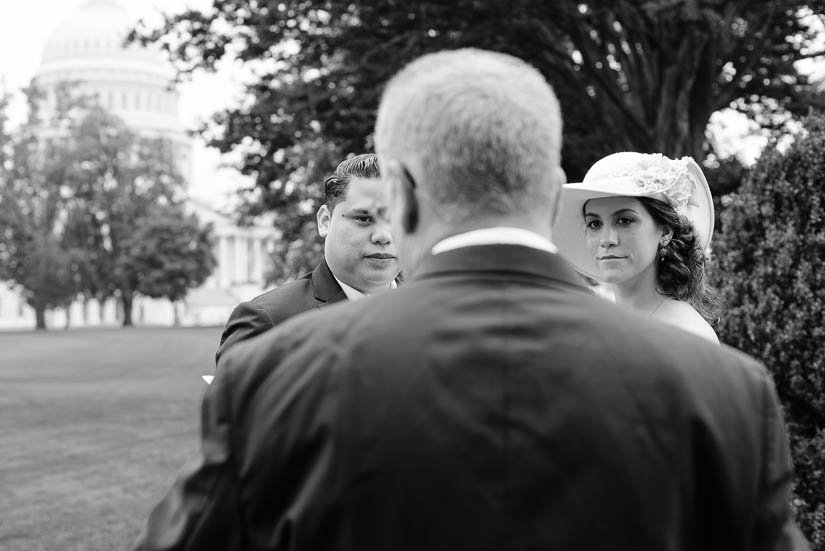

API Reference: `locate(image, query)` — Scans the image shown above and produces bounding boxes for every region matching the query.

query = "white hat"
[552,152,714,279]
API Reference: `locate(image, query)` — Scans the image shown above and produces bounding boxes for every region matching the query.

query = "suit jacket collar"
[312,257,347,304]
[413,244,587,291]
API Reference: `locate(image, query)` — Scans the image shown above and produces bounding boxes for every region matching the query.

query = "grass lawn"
[0,326,224,551]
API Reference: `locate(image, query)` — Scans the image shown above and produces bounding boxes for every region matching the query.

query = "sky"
[0,0,249,206]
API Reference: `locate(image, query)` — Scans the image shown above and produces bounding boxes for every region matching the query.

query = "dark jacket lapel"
[311,257,347,306]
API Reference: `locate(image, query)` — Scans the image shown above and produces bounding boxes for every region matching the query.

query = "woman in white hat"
[553,152,720,343]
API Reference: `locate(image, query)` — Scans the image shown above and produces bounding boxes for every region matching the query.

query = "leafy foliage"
[130,0,825,279]
[713,115,825,548]
[0,85,87,328]
[120,205,216,324]
[0,84,213,328]
[62,105,190,326]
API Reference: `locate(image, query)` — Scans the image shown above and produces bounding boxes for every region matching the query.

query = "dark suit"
[136,244,804,551]
[215,257,346,363]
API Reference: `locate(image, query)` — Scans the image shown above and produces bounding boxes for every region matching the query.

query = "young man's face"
[317,176,400,293]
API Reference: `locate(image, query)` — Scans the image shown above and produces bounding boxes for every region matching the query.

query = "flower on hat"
[602,154,695,211]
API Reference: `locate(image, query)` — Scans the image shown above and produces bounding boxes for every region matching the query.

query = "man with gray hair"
[133,49,805,550]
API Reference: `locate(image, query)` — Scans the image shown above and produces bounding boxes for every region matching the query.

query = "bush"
[713,115,825,549]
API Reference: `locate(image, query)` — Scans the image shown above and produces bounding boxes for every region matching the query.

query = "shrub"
[713,115,825,549]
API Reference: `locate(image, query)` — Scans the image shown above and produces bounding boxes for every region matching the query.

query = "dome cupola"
[36,0,186,146]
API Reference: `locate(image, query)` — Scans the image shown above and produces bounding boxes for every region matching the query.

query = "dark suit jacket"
[215,257,346,364]
[135,244,805,551]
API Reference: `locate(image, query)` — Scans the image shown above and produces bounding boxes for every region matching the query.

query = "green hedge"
[713,115,825,548]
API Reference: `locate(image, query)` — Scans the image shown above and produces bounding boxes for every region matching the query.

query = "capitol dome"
[0,0,279,331]
[36,0,188,162]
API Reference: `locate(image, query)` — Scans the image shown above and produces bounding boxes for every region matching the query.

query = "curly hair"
[638,197,721,325]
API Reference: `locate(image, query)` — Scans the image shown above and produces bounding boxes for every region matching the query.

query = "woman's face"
[583,196,667,286]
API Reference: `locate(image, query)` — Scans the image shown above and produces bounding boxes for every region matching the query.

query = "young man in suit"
[215,153,400,363]
[134,49,806,550]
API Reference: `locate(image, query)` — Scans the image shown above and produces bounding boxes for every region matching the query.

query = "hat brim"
[552,160,714,280]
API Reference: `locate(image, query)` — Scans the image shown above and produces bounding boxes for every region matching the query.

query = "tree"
[59,201,113,321]
[0,86,85,329]
[0,86,12,177]
[64,105,188,326]
[119,205,216,326]
[713,115,825,548]
[130,0,825,280]
[0,82,202,328]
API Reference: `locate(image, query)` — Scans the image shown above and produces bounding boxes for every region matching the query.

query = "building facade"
[0,0,275,330]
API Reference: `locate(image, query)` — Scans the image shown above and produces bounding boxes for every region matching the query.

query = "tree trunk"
[34,305,47,330]
[121,292,134,327]
[173,301,181,327]
[64,306,71,330]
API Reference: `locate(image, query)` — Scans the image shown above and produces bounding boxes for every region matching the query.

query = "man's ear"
[549,165,567,227]
[399,167,419,234]
[317,204,331,238]
[386,159,419,234]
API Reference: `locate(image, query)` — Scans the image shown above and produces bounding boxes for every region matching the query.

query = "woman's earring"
[658,245,667,261]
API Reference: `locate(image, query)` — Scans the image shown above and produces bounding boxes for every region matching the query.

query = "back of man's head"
[323,153,381,211]
[375,49,564,244]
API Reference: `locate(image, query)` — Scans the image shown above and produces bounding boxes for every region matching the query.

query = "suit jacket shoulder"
[139,246,805,550]
[215,258,345,364]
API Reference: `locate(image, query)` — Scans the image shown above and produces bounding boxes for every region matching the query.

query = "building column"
[219,235,230,288]
[254,237,264,285]
[235,236,247,284]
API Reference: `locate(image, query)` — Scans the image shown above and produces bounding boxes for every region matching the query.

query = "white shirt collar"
[333,276,397,301]
[431,227,559,256]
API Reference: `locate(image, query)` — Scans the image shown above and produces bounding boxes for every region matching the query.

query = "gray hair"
[375,48,563,221]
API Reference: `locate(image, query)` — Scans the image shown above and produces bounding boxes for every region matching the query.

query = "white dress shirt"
[334,276,398,301]
[431,226,559,255]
